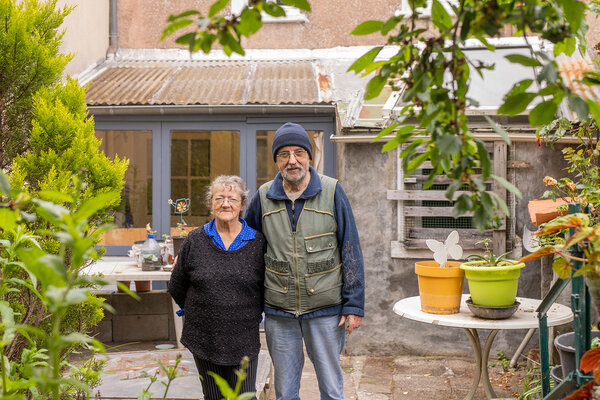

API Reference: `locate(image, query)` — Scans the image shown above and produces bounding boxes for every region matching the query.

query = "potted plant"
[171,222,188,258]
[518,121,600,310]
[415,230,465,314]
[520,212,600,310]
[460,239,525,307]
[169,198,191,259]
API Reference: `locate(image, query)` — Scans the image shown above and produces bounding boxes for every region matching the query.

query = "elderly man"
[245,122,365,400]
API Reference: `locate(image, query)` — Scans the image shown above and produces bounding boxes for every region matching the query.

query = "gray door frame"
[94,114,335,255]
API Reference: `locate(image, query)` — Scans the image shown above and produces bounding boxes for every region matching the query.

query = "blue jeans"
[265,314,345,400]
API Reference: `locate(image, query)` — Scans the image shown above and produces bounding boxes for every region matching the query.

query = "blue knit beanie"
[272,122,313,162]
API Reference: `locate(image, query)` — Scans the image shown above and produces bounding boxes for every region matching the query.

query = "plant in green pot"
[460,239,525,308]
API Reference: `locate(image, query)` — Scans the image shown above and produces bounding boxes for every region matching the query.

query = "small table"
[393,294,573,400]
[81,257,184,348]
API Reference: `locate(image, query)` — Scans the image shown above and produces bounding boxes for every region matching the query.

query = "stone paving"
[88,337,530,399]
[300,354,526,400]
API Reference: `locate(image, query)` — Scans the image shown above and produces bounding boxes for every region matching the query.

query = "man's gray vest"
[259,174,343,316]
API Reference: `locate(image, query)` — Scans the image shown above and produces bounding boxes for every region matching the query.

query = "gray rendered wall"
[339,140,574,357]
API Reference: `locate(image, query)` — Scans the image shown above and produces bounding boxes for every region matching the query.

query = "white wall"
[57,0,110,77]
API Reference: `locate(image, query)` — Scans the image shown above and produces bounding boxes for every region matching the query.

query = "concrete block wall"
[93,290,177,343]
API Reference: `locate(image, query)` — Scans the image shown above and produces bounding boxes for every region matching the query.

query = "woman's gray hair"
[205,175,250,211]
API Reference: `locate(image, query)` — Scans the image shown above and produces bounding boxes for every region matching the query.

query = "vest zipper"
[292,231,300,317]
[291,201,302,317]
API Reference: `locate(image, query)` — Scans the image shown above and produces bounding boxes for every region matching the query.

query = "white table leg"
[481,330,499,399]
[462,328,498,400]
[462,328,482,400]
[171,298,184,349]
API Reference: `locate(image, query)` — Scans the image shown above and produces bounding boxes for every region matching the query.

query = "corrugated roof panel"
[159,62,250,105]
[85,60,323,106]
[86,64,175,106]
[248,61,317,104]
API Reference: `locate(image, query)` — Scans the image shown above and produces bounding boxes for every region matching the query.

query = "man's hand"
[338,314,362,334]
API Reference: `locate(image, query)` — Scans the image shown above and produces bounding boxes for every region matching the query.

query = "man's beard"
[281,163,307,186]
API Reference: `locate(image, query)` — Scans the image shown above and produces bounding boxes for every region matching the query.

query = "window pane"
[190,139,210,176]
[191,179,210,217]
[96,130,153,245]
[171,140,188,176]
[256,129,318,188]
[170,130,239,229]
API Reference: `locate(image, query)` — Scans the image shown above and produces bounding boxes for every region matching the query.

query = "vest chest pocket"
[264,254,290,306]
[304,233,337,254]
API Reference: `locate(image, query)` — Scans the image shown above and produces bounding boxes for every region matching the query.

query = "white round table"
[393,294,573,400]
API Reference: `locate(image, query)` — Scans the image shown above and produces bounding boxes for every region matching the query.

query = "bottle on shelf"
[140,233,162,271]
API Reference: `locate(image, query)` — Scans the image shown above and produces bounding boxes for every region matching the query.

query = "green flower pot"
[460,261,525,307]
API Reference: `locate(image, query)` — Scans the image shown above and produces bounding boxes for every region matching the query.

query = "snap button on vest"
[328,242,332,247]
[309,289,315,294]
[308,246,313,250]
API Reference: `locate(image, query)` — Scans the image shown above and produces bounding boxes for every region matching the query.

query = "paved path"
[89,338,528,399]
[296,354,525,400]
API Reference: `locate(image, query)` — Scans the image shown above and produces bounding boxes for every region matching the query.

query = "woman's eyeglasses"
[213,197,241,206]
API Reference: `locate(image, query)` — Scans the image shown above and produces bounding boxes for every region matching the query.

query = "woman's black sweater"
[168,228,266,365]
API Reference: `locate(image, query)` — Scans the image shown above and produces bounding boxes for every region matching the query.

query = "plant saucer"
[466,298,520,320]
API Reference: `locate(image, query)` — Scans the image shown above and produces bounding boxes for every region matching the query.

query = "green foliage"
[138,353,183,400]
[519,213,600,279]
[517,367,554,400]
[0,173,122,399]
[162,0,592,231]
[496,350,511,372]
[0,0,72,169]
[344,0,586,231]
[162,0,310,56]
[538,119,600,220]
[0,28,127,393]
[3,78,127,372]
[63,349,107,399]
[468,238,515,266]
[523,118,600,279]
[207,356,256,400]
[10,79,129,223]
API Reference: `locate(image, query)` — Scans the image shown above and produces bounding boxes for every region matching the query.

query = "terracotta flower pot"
[415,261,465,314]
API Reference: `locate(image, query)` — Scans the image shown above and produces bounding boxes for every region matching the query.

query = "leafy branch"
[163,0,593,231]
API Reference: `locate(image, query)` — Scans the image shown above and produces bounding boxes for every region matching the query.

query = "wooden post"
[493,141,507,256]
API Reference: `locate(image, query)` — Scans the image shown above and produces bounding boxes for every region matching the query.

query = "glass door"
[169,129,241,232]
[256,129,322,188]
[94,117,334,255]
[248,119,336,193]
[96,129,154,248]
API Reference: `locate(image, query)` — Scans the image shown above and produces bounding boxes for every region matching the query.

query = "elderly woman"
[168,175,265,400]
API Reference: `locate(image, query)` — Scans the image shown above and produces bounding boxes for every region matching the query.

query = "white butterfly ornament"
[426,230,463,267]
